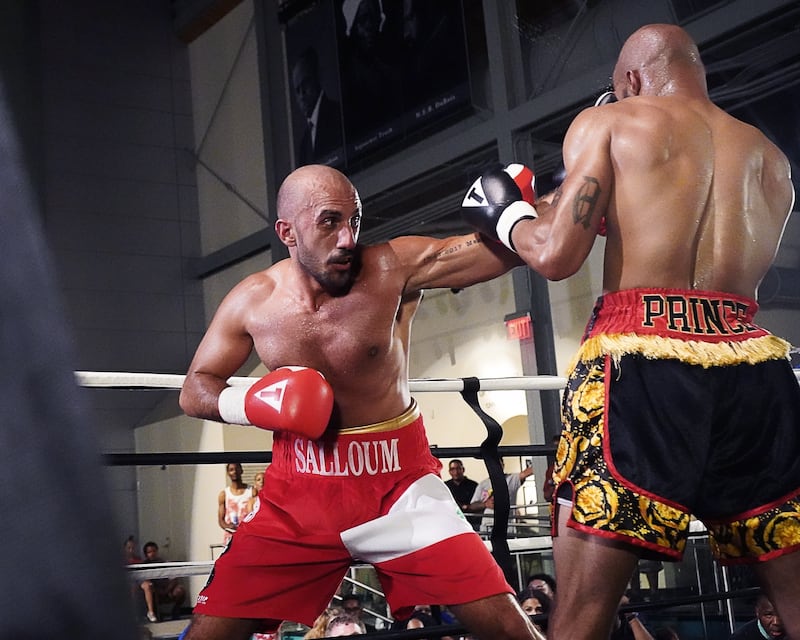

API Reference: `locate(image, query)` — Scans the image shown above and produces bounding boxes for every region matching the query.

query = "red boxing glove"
[218,366,334,440]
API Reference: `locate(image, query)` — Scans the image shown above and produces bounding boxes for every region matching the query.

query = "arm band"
[217,386,251,425]
[496,201,538,251]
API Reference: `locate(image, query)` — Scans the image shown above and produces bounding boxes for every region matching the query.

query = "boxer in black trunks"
[462,23,800,640]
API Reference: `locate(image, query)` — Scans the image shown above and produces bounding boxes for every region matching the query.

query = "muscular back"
[603,96,794,298]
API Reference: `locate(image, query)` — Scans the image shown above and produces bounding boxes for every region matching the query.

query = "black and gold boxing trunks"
[553,288,800,564]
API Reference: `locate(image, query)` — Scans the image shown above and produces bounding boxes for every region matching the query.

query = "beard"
[299,247,361,296]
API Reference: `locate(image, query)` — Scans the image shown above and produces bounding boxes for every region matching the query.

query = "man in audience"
[341,593,375,633]
[730,594,786,640]
[525,573,556,600]
[445,459,479,529]
[468,460,534,536]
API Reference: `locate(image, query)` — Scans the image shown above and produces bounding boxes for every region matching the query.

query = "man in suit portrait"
[291,46,344,167]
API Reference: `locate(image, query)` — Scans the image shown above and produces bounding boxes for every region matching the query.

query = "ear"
[275,219,296,247]
[626,70,642,95]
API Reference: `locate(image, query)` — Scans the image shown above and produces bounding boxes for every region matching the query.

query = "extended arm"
[509,108,614,280]
[391,232,523,294]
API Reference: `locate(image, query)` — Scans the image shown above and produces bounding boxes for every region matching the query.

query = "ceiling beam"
[172,0,246,43]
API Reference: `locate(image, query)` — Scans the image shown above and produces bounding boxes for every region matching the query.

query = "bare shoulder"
[562,103,616,159]
[224,263,283,304]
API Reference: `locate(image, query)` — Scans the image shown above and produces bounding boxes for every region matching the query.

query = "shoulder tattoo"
[573,176,601,229]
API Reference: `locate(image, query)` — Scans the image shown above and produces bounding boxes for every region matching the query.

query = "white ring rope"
[77,367,800,391]
[125,536,560,580]
[127,561,214,581]
[75,371,570,392]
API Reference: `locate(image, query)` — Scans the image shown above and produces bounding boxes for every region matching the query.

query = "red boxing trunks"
[194,401,512,629]
[553,288,800,564]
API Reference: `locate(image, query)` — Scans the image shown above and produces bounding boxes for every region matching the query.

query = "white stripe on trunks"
[340,473,474,564]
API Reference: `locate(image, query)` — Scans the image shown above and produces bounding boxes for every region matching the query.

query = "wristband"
[496,201,538,251]
[218,385,250,425]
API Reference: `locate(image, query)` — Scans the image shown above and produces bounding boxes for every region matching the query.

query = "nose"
[337,224,357,249]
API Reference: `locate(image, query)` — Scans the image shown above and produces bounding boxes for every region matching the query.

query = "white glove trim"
[218,385,252,425]
[497,200,538,252]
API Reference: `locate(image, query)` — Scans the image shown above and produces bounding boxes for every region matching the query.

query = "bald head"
[277,164,360,223]
[613,24,707,98]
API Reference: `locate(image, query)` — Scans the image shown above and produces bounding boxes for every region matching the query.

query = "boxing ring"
[82,370,800,639]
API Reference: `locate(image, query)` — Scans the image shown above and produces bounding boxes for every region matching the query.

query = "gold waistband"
[570,333,791,373]
[338,400,420,435]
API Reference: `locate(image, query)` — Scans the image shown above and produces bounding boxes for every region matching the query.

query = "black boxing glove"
[461,163,538,251]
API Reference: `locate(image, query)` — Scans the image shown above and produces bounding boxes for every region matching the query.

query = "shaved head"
[613,24,706,98]
[274,164,363,295]
[277,164,360,223]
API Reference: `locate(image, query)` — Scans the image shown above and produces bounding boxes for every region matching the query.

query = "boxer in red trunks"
[461,23,800,640]
[179,164,542,640]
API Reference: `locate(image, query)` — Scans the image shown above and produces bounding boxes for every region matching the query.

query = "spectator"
[468,459,534,536]
[445,459,479,528]
[516,588,552,635]
[542,434,560,503]
[246,470,265,514]
[340,592,375,633]
[611,593,655,640]
[325,613,366,637]
[140,541,187,623]
[124,536,153,619]
[404,609,437,638]
[124,535,143,565]
[525,573,556,600]
[730,594,786,639]
[218,462,251,544]
[304,606,344,639]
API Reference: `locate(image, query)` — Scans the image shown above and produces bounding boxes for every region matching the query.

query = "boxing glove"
[594,90,617,106]
[217,366,334,439]
[461,163,538,252]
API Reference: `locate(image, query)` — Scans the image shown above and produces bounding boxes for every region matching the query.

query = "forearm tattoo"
[433,243,464,261]
[573,176,601,229]
[432,235,482,260]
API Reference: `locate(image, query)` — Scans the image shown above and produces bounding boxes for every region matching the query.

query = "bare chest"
[248,287,402,377]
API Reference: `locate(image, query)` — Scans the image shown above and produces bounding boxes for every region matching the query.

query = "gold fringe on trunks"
[338,400,420,434]
[568,333,791,374]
